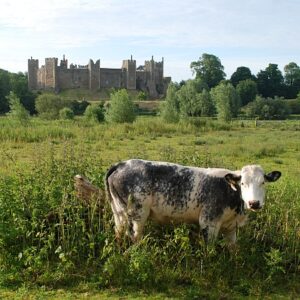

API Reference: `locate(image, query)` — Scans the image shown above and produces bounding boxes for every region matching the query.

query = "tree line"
[1,53,300,123]
[161,53,300,122]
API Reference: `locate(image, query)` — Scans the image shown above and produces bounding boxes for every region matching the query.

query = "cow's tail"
[105,161,126,207]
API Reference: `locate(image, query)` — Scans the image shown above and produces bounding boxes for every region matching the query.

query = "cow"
[105,159,281,246]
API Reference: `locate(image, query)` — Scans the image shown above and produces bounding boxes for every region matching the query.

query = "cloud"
[1,0,300,79]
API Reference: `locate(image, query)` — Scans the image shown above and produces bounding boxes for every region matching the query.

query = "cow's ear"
[265,171,281,182]
[225,174,241,191]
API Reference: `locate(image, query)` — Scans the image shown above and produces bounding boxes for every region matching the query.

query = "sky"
[0,0,300,82]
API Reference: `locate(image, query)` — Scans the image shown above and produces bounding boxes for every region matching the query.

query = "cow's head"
[225,165,281,211]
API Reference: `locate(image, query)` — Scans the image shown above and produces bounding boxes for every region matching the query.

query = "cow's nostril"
[249,200,260,209]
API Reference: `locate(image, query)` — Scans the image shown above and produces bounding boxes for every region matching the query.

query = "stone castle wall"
[28,56,170,98]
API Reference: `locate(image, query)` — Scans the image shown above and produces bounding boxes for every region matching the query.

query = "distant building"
[28,55,171,98]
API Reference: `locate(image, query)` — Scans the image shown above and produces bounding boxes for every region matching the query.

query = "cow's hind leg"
[223,229,237,246]
[110,200,127,241]
[127,200,150,242]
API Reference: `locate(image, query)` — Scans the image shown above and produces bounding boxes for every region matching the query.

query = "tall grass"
[0,116,299,297]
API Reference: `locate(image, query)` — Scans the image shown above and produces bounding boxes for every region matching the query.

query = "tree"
[105,89,136,123]
[160,83,180,123]
[230,66,255,86]
[196,89,215,116]
[6,91,30,125]
[35,94,71,119]
[284,62,300,99]
[10,72,36,114]
[236,79,258,106]
[210,82,240,122]
[256,64,284,98]
[177,80,201,117]
[0,69,11,114]
[190,53,226,89]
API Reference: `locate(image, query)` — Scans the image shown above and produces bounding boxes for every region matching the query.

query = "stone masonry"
[28,55,171,98]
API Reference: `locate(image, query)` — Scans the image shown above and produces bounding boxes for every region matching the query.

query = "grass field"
[0,116,299,299]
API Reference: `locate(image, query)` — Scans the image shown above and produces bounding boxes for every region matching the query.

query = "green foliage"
[84,103,105,123]
[35,94,71,119]
[196,89,215,116]
[6,91,30,125]
[0,70,36,115]
[236,79,258,106]
[59,107,74,120]
[160,83,180,123]
[210,82,240,122]
[244,95,291,120]
[0,116,299,298]
[257,64,285,98]
[284,62,300,98]
[287,97,300,114]
[177,80,200,117]
[136,91,148,101]
[190,53,226,89]
[230,66,256,86]
[0,69,11,113]
[105,89,136,123]
[177,80,215,118]
[70,100,89,115]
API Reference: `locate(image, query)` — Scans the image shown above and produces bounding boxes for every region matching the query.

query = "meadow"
[0,116,299,299]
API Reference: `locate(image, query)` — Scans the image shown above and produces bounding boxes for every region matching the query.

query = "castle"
[28,55,171,98]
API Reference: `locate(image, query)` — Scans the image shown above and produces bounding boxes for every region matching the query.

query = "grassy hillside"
[0,116,299,298]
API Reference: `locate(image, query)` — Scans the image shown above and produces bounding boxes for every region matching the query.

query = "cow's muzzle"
[249,200,261,211]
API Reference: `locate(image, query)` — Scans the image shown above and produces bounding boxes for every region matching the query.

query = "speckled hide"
[105,159,281,245]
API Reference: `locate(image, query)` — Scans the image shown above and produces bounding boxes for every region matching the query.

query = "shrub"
[244,96,291,119]
[105,89,136,123]
[35,94,71,119]
[137,91,148,101]
[70,100,90,115]
[160,83,180,123]
[286,98,300,114]
[59,107,74,120]
[84,103,105,123]
[6,91,30,125]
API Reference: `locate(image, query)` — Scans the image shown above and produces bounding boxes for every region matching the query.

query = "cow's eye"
[241,182,244,186]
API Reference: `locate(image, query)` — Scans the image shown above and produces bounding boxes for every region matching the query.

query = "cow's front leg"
[199,214,221,244]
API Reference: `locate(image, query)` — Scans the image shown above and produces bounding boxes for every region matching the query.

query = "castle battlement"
[28,55,171,98]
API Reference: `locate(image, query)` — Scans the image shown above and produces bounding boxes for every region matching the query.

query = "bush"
[35,94,71,119]
[286,98,300,114]
[160,83,180,123]
[105,89,136,123]
[6,91,30,125]
[84,103,105,123]
[59,107,74,120]
[70,100,90,115]
[244,96,291,120]
[137,91,148,101]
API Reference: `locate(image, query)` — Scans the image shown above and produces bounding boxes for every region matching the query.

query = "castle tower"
[122,55,136,90]
[60,54,68,69]
[45,58,58,90]
[28,57,39,90]
[88,59,100,90]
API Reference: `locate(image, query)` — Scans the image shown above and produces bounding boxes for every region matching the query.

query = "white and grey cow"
[105,159,281,245]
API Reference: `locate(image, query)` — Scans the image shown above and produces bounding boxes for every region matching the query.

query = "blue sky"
[0,0,300,82]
